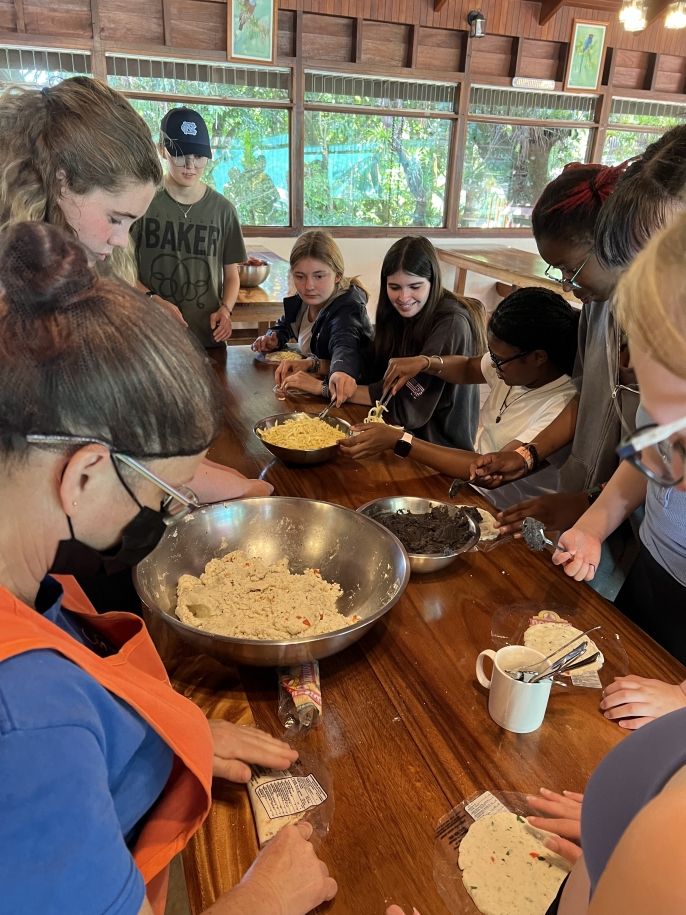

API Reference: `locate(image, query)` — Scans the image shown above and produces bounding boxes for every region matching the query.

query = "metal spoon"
[521,516,562,553]
[510,625,602,681]
[528,641,589,683]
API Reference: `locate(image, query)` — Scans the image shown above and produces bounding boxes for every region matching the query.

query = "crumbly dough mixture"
[176,549,352,640]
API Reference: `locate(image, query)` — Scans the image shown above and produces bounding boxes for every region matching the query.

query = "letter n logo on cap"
[181,121,198,136]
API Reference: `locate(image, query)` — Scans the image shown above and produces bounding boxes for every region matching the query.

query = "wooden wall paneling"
[352,15,363,62]
[645,51,659,91]
[613,48,652,89]
[539,0,566,26]
[277,8,296,57]
[468,34,514,79]
[162,0,172,45]
[407,21,418,68]
[14,0,25,32]
[302,12,354,62]
[99,0,164,44]
[519,37,563,80]
[170,0,225,50]
[23,0,92,37]
[0,0,17,31]
[416,25,463,72]
[654,53,686,94]
[360,19,410,68]
[291,8,303,231]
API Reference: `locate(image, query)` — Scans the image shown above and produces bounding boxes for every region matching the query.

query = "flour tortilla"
[458,812,570,915]
[454,505,500,541]
[523,620,603,673]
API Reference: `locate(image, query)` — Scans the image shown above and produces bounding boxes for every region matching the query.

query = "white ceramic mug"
[475,645,552,733]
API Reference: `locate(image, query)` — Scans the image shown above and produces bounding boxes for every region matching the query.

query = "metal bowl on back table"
[254,411,351,465]
[238,262,271,287]
[356,495,480,574]
[134,497,410,667]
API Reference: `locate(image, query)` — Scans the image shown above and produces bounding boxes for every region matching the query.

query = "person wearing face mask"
[253,230,373,406]
[282,235,486,443]
[0,221,336,915]
[343,286,579,510]
[134,107,246,348]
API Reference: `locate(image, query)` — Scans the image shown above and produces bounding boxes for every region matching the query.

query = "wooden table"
[169,347,684,914]
[233,245,291,337]
[435,245,578,303]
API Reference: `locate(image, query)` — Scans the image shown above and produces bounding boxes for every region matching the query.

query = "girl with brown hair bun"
[253,229,373,405]
[0,221,336,915]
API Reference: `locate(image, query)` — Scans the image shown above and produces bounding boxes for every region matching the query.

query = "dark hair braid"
[488,286,579,377]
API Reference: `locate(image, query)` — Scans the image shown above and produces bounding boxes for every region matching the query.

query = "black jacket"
[270,285,373,380]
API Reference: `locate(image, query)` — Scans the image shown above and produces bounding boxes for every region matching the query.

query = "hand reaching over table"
[328,371,357,406]
[208,719,298,782]
[495,491,590,537]
[469,450,528,488]
[553,526,602,582]
[526,787,583,864]
[383,355,429,395]
[280,370,323,397]
[600,675,686,730]
[215,822,338,914]
[339,423,403,459]
[275,357,315,386]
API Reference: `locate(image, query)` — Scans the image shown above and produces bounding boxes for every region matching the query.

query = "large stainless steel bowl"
[356,496,480,574]
[254,411,351,465]
[238,262,271,287]
[134,497,410,667]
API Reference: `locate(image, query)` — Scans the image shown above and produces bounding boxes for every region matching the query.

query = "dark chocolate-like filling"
[370,505,481,555]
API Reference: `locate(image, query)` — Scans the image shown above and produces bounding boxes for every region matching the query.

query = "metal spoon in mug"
[510,625,601,681]
[528,641,589,683]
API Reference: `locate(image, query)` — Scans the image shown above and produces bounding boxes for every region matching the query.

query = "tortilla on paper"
[523,618,603,673]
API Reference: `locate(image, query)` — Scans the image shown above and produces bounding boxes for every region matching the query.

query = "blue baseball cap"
[160,108,213,159]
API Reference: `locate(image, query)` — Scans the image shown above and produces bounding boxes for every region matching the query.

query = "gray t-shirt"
[134,186,246,347]
[637,404,686,586]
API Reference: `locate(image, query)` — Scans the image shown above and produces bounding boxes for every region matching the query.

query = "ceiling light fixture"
[666,1,686,28]
[619,0,647,31]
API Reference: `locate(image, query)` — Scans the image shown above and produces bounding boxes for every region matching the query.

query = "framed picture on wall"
[564,20,607,92]
[227,0,277,64]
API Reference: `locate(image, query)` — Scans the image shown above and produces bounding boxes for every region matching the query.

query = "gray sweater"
[368,304,480,450]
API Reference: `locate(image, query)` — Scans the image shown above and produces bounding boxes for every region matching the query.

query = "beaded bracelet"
[321,382,330,400]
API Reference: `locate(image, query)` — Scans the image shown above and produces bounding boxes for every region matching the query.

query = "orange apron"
[0,576,214,915]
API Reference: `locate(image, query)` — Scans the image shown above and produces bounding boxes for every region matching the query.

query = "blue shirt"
[0,578,174,914]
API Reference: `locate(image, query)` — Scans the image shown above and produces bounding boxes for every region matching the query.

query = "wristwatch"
[393,431,414,458]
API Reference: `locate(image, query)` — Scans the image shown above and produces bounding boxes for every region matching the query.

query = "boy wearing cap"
[135,107,246,347]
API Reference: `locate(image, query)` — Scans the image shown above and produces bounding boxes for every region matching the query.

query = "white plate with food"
[254,346,307,365]
[434,790,572,915]
[490,603,628,690]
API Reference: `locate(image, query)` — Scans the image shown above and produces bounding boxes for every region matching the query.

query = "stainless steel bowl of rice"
[134,497,410,667]
[253,411,351,465]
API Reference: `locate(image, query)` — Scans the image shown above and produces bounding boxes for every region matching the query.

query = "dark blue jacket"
[270,285,373,380]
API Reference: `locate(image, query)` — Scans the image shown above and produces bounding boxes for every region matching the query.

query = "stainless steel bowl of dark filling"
[356,496,481,573]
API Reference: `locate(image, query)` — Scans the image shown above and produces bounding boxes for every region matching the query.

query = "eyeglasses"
[25,434,201,524]
[544,251,593,293]
[489,349,531,371]
[616,418,686,487]
[170,154,208,169]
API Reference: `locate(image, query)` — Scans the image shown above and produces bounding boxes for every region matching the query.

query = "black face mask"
[50,458,168,577]
[50,506,167,577]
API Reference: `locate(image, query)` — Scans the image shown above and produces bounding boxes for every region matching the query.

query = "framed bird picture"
[564,19,607,92]
[227,0,277,64]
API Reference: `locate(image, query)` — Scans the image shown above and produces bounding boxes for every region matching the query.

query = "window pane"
[107,55,290,101]
[602,129,657,165]
[129,98,289,227]
[304,111,449,227]
[460,122,591,228]
[305,71,456,113]
[469,86,596,122]
[0,47,90,87]
[608,96,686,128]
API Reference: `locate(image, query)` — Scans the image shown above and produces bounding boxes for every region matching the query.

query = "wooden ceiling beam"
[539,0,567,26]
[434,0,450,13]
